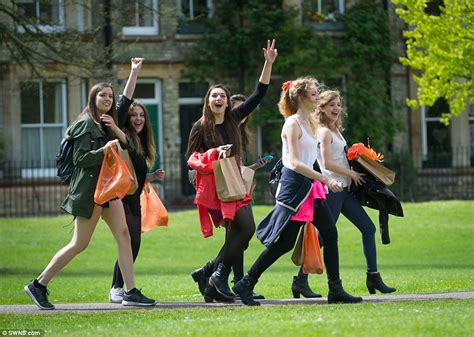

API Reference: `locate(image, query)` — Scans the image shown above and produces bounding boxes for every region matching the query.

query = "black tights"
[111,207,141,288]
[212,204,255,272]
[248,201,340,282]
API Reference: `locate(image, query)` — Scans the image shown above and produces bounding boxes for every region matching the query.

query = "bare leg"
[37,205,102,285]
[102,199,135,291]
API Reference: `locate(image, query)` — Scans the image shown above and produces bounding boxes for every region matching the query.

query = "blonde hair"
[315,90,345,132]
[278,77,319,134]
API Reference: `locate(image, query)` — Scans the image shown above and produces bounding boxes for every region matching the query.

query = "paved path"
[1,291,473,314]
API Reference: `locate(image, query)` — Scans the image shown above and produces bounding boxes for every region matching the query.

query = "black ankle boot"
[291,274,322,298]
[328,279,363,304]
[366,272,396,294]
[209,263,235,300]
[203,285,235,303]
[191,260,214,296]
[233,277,265,300]
[232,274,260,306]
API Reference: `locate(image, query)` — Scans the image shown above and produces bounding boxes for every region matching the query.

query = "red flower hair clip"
[281,80,293,91]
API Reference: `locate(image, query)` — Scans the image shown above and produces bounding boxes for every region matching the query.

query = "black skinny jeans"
[111,204,141,288]
[248,200,340,282]
[212,204,256,271]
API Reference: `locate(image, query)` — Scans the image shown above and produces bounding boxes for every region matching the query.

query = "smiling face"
[95,87,114,115]
[321,97,342,124]
[129,105,146,134]
[208,88,229,116]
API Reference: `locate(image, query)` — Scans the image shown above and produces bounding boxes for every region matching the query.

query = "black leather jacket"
[350,161,404,244]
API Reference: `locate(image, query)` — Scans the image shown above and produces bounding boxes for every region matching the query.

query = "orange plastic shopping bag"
[94,141,134,205]
[303,222,324,274]
[140,181,168,232]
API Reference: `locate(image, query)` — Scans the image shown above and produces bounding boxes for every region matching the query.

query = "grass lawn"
[0,200,473,336]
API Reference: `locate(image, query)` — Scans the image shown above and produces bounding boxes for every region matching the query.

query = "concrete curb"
[1,291,473,314]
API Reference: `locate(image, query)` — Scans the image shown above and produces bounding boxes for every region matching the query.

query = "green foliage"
[184,0,400,150]
[391,0,474,123]
[341,0,401,146]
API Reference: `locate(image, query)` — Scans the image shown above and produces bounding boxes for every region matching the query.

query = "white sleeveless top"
[316,129,352,187]
[282,115,318,169]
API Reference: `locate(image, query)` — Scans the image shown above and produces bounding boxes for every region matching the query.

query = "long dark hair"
[124,102,157,168]
[77,82,117,137]
[231,94,250,149]
[186,84,242,160]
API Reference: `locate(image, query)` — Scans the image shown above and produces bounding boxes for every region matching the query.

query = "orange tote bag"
[140,181,168,232]
[94,142,134,205]
[303,222,324,274]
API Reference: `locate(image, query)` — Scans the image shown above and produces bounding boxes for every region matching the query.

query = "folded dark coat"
[257,166,313,247]
[350,162,404,244]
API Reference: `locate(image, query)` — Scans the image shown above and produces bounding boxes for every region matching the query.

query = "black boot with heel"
[366,272,396,294]
[327,279,363,304]
[191,260,214,296]
[232,274,260,306]
[209,262,235,301]
[291,274,322,298]
[234,277,265,300]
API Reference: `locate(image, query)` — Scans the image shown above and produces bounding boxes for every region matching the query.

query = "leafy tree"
[184,0,401,152]
[0,2,102,77]
[392,0,474,123]
[341,0,400,146]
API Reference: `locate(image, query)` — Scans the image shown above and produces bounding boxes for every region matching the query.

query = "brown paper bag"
[213,156,246,201]
[117,143,138,195]
[357,154,396,186]
[241,166,255,194]
[291,225,305,266]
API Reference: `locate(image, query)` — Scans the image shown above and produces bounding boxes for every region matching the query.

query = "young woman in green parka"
[24,61,155,310]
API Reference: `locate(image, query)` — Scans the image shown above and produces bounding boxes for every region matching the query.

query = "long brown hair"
[315,90,345,132]
[77,82,117,137]
[124,102,157,168]
[231,94,251,148]
[186,84,242,160]
[278,77,319,134]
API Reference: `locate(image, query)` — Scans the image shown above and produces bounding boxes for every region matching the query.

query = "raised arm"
[232,39,278,120]
[123,57,144,99]
[259,39,277,85]
[117,58,144,127]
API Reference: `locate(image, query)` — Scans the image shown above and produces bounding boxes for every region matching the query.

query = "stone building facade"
[0,0,472,210]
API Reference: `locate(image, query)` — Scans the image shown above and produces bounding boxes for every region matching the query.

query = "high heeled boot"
[209,262,235,300]
[291,274,322,298]
[327,279,363,304]
[232,274,260,306]
[191,260,214,296]
[366,272,396,294]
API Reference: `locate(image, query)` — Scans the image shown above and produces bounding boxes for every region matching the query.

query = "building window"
[16,0,65,33]
[121,0,159,35]
[421,98,452,168]
[179,0,213,19]
[177,0,213,34]
[20,80,67,174]
[304,0,344,21]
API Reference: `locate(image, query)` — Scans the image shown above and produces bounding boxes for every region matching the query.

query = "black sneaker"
[122,288,156,307]
[24,280,55,310]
